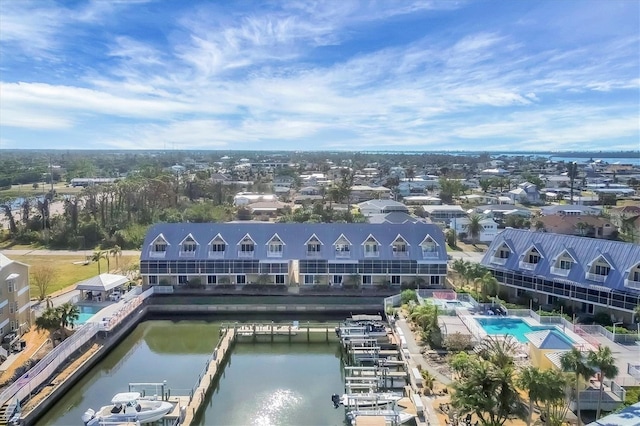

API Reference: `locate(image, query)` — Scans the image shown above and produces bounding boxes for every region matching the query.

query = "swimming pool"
[76,305,102,325]
[475,317,573,343]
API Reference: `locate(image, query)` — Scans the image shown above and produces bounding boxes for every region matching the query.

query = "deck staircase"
[0,401,11,426]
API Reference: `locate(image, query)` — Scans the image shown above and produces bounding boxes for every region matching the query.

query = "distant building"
[0,253,31,342]
[508,182,541,204]
[234,192,279,206]
[357,200,409,217]
[534,215,616,239]
[421,205,467,225]
[451,217,499,243]
[540,205,602,216]
[70,177,118,187]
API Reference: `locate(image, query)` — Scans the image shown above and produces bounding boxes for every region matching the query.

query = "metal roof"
[481,229,640,292]
[141,223,447,262]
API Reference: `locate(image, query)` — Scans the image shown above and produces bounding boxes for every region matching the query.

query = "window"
[307,242,321,254]
[498,248,510,259]
[364,244,379,256]
[333,275,343,284]
[336,243,350,253]
[559,259,573,270]
[148,276,158,285]
[304,275,315,285]
[241,243,254,253]
[594,265,610,276]
[154,242,167,252]
[207,275,217,285]
[275,275,285,284]
[182,239,197,253]
[422,242,436,253]
[362,275,372,285]
[10,321,16,331]
[430,276,440,285]
[236,275,246,284]
[178,275,188,284]
[633,271,640,281]
[391,275,401,285]
[268,243,283,255]
[527,249,541,264]
[211,243,226,252]
[7,281,14,292]
[9,304,14,314]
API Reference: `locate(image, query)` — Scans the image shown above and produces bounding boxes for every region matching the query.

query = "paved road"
[447,251,485,263]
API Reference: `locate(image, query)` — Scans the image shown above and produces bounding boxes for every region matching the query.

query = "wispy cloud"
[0,0,638,151]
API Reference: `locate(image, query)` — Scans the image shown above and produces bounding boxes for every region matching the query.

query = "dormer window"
[519,245,541,271]
[238,234,255,258]
[267,234,284,258]
[180,234,198,256]
[625,263,640,289]
[150,234,169,257]
[306,234,322,257]
[363,235,380,258]
[334,234,352,258]
[586,255,612,283]
[551,250,575,276]
[209,233,227,258]
[391,235,409,257]
[491,242,511,265]
[420,235,439,258]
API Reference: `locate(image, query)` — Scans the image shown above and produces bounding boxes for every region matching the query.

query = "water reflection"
[252,389,302,426]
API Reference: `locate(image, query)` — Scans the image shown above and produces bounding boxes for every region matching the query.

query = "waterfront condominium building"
[0,253,31,338]
[481,228,640,323]
[140,223,448,288]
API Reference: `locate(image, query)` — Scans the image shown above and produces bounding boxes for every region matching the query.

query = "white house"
[234,192,279,206]
[450,217,499,243]
[358,199,409,216]
[508,182,541,204]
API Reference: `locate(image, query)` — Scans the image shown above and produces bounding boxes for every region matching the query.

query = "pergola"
[75,273,129,302]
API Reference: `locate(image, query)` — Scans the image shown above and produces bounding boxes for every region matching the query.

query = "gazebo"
[76,273,129,303]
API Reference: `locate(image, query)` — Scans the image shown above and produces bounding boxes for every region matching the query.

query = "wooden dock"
[181,328,236,426]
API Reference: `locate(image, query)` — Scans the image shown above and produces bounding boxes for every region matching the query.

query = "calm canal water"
[37,320,347,426]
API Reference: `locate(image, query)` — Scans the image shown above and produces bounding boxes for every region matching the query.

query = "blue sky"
[1,0,638,151]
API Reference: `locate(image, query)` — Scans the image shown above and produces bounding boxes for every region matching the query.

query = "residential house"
[534,215,616,238]
[544,175,571,189]
[234,192,279,206]
[540,205,602,216]
[0,253,31,341]
[508,182,541,204]
[367,212,426,225]
[459,194,498,205]
[350,185,392,202]
[358,200,409,217]
[139,223,448,288]
[609,206,640,243]
[481,229,640,322]
[450,216,499,243]
[403,196,441,206]
[420,205,466,225]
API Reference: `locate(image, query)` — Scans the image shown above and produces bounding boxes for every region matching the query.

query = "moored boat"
[81,392,173,426]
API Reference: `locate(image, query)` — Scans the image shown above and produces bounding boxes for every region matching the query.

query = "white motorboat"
[82,392,173,426]
[347,408,415,425]
[332,392,403,409]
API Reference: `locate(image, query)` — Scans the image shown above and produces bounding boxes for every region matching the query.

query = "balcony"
[585,272,607,283]
[306,250,322,258]
[149,250,166,258]
[335,251,351,259]
[519,261,537,271]
[267,250,283,258]
[179,250,196,258]
[550,267,570,277]
[393,250,409,258]
[364,251,380,258]
[208,250,225,259]
[491,256,507,265]
[238,250,255,258]
[422,250,439,259]
[624,279,640,290]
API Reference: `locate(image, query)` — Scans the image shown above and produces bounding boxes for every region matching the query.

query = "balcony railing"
[624,279,640,290]
[393,250,409,258]
[149,251,166,258]
[585,272,607,283]
[421,250,439,259]
[267,250,283,258]
[208,250,225,259]
[550,267,570,277]
[364,251,379,258]
[306,251,322,258]
[179,251,196,257]
[238,251,255,258]
[491,256,507,265]
[335,251,351,259]
[519,261,537,271]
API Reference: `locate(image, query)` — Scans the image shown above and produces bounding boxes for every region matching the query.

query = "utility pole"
[568,162,577,205]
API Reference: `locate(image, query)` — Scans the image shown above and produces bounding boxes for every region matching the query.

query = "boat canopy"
[111,392,141,405]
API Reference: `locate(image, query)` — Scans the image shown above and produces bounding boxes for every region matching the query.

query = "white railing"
[627,364,640,381]
[153,285,174,294]
[178,251,196,257]
[518,261,536,271]
[336,252,351,259]
[585,272,606,283]
[208,251,225,259]
[550,267,570,277]
[490,257,507,265]
[237,251,254,258]
[148,251,166,258]
[624,279,640,290]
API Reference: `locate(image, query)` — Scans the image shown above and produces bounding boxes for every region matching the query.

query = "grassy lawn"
[9,254,139,299]
[0,183,83,199]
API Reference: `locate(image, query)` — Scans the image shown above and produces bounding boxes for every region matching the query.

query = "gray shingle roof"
[141,223,447,262]
[481,229,640,292]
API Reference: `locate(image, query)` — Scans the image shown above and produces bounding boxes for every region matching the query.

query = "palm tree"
[110,245,122,271]
[56,302,80,330]
[475,271,499,301]
[588,346,619,419]
[467,214,483,246]
[633,304,640,324]
[451,259,468,288]
[35,308,62,346]
[518,367,546,426]
[91,250,107,274]
[518,367,570,426]
[561,347,595,426]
